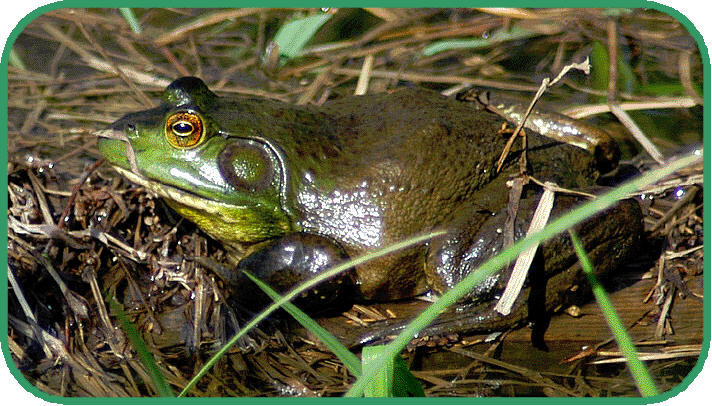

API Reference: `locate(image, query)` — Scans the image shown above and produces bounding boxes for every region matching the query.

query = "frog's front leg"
[226,232,360,314]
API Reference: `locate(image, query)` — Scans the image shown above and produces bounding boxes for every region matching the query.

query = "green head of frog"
[97,77,291,248]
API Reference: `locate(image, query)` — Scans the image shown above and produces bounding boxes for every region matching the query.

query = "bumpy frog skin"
[98,77,642,341]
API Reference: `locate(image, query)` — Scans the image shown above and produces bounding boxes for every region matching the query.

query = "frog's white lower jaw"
[111,165,244,215]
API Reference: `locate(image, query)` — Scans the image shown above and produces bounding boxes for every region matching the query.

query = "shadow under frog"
[97,77,643,348]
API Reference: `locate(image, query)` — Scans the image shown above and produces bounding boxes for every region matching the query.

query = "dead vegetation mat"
[7,8,704,397]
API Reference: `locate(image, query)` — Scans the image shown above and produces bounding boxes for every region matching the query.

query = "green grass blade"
[362,345,423,397]
[241,271,362,376]
[391,350,425,397]
[110,298,174,397]
[9,48,26,71]
[273,13,332,59]
[569,232,659,397]
[421,26,551,57]
[346,152,701,397]
[590,42,609,97]
[362,345,393,397]
[590,41,638,96]
[119,8,142,35]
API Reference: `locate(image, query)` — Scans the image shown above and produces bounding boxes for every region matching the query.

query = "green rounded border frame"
[1,1,708,404]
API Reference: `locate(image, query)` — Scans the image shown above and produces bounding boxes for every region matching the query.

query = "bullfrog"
[96,77,642,343]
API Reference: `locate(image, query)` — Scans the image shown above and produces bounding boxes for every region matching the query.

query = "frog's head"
[97,77,291,247]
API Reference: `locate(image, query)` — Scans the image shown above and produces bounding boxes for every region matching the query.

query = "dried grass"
[7,8,703,397]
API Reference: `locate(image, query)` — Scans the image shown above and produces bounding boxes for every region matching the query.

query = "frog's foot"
[350,298,530,348]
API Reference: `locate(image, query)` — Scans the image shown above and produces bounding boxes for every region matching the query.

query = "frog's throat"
[111,166,290,245]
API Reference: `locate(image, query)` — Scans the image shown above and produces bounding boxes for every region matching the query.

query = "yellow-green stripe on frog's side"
[97,77,642,340]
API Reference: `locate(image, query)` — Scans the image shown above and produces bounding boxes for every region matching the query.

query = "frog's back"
[320,87,598,188]
[296,87,596,235]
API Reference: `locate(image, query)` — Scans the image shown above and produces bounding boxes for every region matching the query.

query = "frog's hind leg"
[353,191,643,348]
[352,234,629,349]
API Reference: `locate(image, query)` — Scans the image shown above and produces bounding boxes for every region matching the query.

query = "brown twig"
[73,19,154,108]
[606,18,619,102]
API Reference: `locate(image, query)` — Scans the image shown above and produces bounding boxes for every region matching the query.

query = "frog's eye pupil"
[165,112,204,149]
[172,121,193,135]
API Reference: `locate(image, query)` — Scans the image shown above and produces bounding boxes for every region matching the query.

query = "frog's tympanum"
[97,77,642,344]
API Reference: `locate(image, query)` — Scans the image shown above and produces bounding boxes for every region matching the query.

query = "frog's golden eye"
[165,112,204,148]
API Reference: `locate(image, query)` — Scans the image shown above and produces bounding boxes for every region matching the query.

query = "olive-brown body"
[98,77,642,336]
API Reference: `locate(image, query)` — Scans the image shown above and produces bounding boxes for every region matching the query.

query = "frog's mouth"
[111,165,245,215]
[110,164,292,245]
